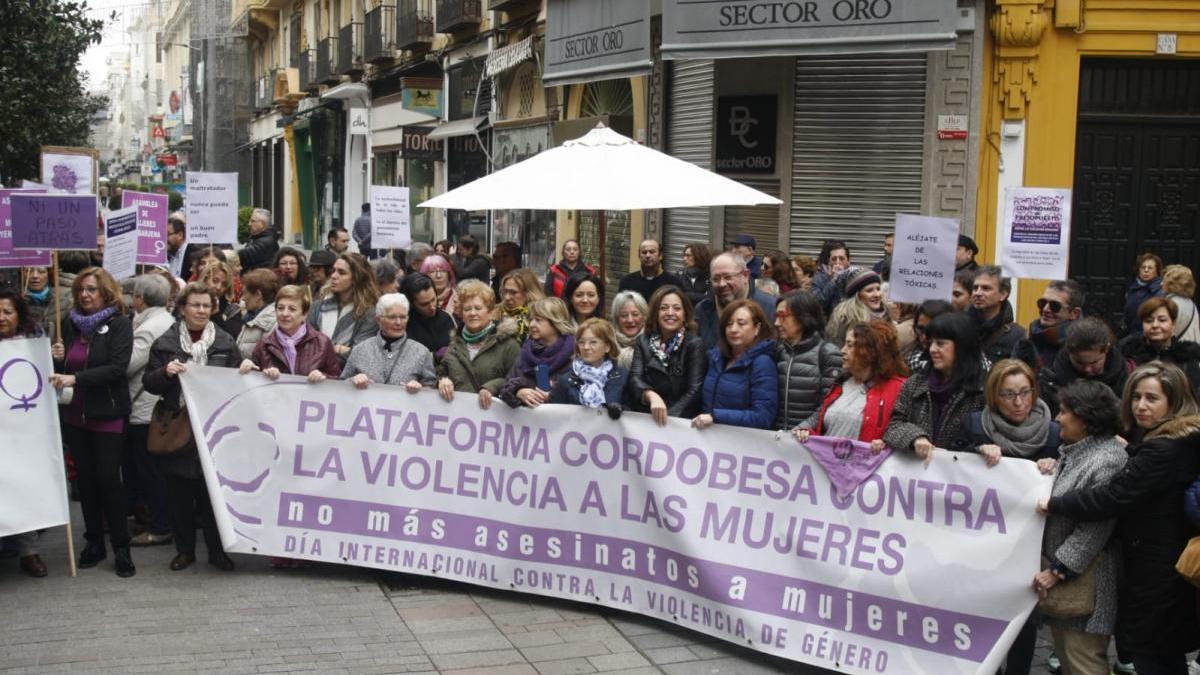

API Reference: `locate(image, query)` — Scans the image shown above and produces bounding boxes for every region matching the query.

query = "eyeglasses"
[997,389,1034,402]
[382,314,408,321]
[1036,298,1065,313]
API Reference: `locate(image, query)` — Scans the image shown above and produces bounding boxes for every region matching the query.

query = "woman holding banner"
[309,253,379,365]
[342,293,437,391]
[793,320,906,448]
[500,297,576,409]
[50,268,135,578]
[235,270,280,360]
[143,281,240,573]
[960,359,1062,465]
[549,318,628,419]
[1040,362,1200,675]
[436,279,520,410]
[241,284,341,382]
[627,286,706,426]
[774,290,842,432]
[693,299,777,431]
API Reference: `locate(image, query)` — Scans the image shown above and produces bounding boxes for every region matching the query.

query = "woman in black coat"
[50,268,136,577]
[1117,296,1200,397]
[1040,361,1200,674]
[143,281,241,573]
[627,286,706,425]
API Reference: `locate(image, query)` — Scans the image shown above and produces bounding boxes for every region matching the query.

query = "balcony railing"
[254,74,273,110]
[365,4,396,63]
[316,37,338,83]
[337,22,363,75]
[397,0,434,51]
[299,49,317,91]
[436,0,481,34]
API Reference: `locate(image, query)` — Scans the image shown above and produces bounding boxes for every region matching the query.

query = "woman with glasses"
[420,253,459,317]
[342,293,437,391]
[499,269,543,343]
[959,359,1062,465]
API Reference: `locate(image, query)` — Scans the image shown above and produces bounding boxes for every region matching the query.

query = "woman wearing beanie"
[825,267,889,346]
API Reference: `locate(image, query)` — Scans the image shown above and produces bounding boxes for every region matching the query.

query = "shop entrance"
[1071,58,1200,333]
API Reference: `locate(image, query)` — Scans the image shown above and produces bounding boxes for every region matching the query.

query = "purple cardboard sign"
[10,194,98,250]
[121,190,169,265]
[0,188,46,254]
[0,247,52,269]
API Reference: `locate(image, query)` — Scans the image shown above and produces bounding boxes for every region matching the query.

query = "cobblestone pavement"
[1,506,1065,674]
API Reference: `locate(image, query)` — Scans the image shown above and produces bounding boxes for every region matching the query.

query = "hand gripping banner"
[181,367,1048,674]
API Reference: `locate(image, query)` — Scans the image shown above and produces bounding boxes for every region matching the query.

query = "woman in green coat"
[437,279,521,409]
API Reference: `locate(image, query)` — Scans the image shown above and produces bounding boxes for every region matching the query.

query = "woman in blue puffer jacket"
[693,299,778,430]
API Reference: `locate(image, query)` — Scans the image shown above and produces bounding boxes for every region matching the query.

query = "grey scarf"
[980,397,1052,458]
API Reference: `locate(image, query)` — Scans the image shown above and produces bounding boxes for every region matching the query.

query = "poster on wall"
[1001,188,1072,281]
[185,172,239,244]
[370,185,411,249]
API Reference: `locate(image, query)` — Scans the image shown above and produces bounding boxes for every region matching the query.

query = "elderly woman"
[825,267,889,345]
[693,298,778,430]
[1041,362,1200,674]
[1117,297,1200,395]
[500,297,576,408]
[309,252,379,365]
[241,284,341,382]
[1124,252,1164,336]
[125,275,177,548]
[235,269,280,359]
[342,293,436,391]
[550,318,627,418]
[420,253,458,316]
[960,359,1061,465]
[545,239,597,299]
[273,247,308,287]
[49,268,135,577]
[142,282,240,572]
[1027,380,1126,675]
[794,320,906,448]
[437,279,520,410]
[1162,264,1199,343]
[628,285,706,426]
[564,270,604,325]
[499,268,543,343]
[775,290,842,431]
[610,290,647,370]
[883,311,986,463]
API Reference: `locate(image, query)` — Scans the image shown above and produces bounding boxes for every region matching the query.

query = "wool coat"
[437,319,521,395]
[882,368,985,453]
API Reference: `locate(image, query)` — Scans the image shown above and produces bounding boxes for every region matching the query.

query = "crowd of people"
[1,213,1199,675]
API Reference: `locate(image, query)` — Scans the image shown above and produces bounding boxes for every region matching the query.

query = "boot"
[113,547,136,578]
[77,541,106,568]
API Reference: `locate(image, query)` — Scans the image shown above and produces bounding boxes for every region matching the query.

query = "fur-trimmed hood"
[1146,414,1200,441]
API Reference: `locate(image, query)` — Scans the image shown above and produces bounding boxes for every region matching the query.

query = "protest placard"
[122,190,169,265]
[182,367,1047,675]
[888,213,959,304]
[40,150,95,194]
[185,172,239,244]
[102,206,139,281]
[1002,188,1072,281]
[370,185,411,249]
[0,188,45,254]
[9,193,99,250]
[0,338,70,538]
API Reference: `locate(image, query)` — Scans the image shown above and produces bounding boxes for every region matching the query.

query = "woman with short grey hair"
[341,293,436,391]
[610,290,647,370]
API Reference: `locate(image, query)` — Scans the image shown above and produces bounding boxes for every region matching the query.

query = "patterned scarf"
[69,306,117,337]
[179,321,216,366]
[275,322,307,374]
[502,304,530,342]
[649,331,684,366]
[573,357,613,408]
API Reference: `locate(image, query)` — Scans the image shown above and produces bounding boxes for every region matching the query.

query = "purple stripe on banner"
[208,425,238,448]
[275,491,1006,662]
[226,502,263,525]
[216,468,270,493]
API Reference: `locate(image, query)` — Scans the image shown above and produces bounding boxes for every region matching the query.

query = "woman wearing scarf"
[48,268,135,577]
[610,290,647,370]
[500,297,576,408]
[1123,253,1164,337]
[419,253,459,317]
[22,266,64,340]
[627,285,706,426]
[241,284,341,382]
[550,318,628,419]
[825,267,890,346]
[498,269,543,343]
[437,280,520,410]
[143,282,240,573]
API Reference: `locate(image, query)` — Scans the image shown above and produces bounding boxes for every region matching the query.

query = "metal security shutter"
[664,60,715,268]
[725,179,781,252]
[789,55,927,263]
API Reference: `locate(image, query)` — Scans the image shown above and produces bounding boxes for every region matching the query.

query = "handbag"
[146,399,196,456]
[1038,555,1098,619]
[1175,536,1200,588]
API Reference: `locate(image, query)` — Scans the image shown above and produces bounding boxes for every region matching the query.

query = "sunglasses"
[1036,298,1065,313]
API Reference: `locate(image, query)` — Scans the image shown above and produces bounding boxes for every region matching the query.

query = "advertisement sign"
[544,0,652,86]
[715,96,777,174]
[1001,188,1072,281]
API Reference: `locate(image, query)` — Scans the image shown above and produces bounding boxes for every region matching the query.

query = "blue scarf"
[572,357,613,408]
[26,287,51,304]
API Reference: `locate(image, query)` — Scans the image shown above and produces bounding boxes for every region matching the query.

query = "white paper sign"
[888,213,959,304]
[1001,188,1072,281]
[0,338,70,538]
[370,185,411,249]
[102,206,139,281]
[41,152,95,194]
[185,172,239,244]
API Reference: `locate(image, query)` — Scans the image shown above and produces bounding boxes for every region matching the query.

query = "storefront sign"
[937,114,968,140]
[350,108,370,136]
[400,127,443,160]
[485,36,534,79]
[1001,187,1072,281]
[544,0,652,86]
[715,96,777,174]
[663,0,959,59]
[402,87,442,119]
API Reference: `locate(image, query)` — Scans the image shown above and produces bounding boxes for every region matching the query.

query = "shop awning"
[543,0,652,87]
[661,0,960,60]
[427,116,489,141]
[371,99,438,132]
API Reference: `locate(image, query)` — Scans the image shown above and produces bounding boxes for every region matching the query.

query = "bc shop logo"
[0,357,43,412]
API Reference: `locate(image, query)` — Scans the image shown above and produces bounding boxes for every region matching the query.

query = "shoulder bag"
[146,399,196,456]
[1038,555,1097,619]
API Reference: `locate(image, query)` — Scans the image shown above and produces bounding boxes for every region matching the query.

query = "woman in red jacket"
[794,319,908,448]
[544,239,598,299]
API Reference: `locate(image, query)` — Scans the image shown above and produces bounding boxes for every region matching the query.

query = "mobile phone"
[535,364,551,391]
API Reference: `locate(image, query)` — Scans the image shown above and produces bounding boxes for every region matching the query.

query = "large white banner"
[0,338,70,538]
[185,172,239,244]
[181,367,1047,674]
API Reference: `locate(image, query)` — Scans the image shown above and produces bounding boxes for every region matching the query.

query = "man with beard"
[693,252,775,350]
[969,265,1026,364]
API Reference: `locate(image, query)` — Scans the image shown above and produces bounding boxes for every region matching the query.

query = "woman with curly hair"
[308,252,379,365]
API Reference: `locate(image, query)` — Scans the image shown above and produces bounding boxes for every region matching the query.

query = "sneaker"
[1113,662,1136,675]
[1047,653,1061,674]
[130,531,173,547]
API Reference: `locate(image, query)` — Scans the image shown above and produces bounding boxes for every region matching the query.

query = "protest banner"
[1001,188,1072,281]
[185,172,239,244]
[0,188,45,254]
[888,213,959,304]
[102,206,139,281]
[0,338,70,539]
[181,367,1047,674]
[121,190,169,265]
[370,185,411,249]
[9,193,99,250]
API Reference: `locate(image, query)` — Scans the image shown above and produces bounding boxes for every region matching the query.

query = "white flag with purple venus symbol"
[0,337,70,537]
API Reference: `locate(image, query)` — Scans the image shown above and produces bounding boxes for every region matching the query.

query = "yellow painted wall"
[977,0,1200,325]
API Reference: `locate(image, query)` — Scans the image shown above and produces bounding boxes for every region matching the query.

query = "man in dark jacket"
[619,239,683,300]
[450,234,491,283]
[401,272,456,360]
[968,265,1026,364]
[1018,279,1084,369]
[237,208,279,271]
[1038,317,1132,415]
[956,234,979,272]
[694,252,776,350]
[810,240,851,315]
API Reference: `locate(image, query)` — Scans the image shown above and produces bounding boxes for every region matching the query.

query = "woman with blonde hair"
[498,268,543,343]
[200,258,243,337]
[825,267,889,346]
[1162,264,1199,343]
[550,318,627,418]
[437,279,521,410]
[500,297,576,408]
[308,252,379,365]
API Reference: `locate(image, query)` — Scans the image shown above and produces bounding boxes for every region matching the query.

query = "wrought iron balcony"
[299,49,317,91]
[435,0,480,35]
[365,4,396,63]
[337,22,364,75]
[397,0,434,51]
[316,37,338,83]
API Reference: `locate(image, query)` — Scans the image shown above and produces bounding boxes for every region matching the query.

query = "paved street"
[1,506,1061,674]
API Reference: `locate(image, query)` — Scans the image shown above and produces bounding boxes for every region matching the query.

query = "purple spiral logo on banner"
[831,438,854,462]
[0,357,43,411]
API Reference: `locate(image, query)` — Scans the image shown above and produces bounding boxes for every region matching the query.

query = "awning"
[661,0,959,60]
[485,36,534,79]
[427,116,489,141]
[543,0,652,87]
[370,99,437,132]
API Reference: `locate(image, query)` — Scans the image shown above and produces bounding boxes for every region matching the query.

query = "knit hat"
[840,267,882,298]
